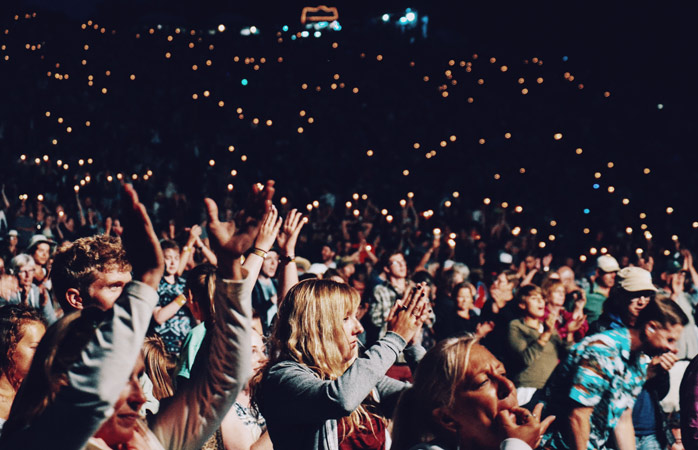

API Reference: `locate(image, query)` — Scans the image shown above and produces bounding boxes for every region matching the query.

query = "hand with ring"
[495,403,555,449]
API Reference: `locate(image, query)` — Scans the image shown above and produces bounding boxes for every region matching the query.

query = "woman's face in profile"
[437,345,517,449]
[11,321,46,383]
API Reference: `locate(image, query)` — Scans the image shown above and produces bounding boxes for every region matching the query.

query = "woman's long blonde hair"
[391,336,479,450]
[255,279,376,438]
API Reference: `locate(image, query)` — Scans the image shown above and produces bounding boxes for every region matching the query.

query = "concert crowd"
[1,4,698,450]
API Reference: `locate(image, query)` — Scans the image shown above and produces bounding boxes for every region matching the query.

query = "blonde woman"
[391,337,555,450]
[256,280,430,450]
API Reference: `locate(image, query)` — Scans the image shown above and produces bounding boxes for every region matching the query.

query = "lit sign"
[301,5,339,24]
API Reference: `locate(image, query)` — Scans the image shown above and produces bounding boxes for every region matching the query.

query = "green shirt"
[176,322,207,380]
[585,282,608,324]
[506,318,569,389]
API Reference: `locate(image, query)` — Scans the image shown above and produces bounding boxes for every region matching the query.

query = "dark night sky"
[3,0,698,252]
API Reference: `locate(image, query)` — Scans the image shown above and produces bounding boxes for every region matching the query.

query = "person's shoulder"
[372,282,392,298]
[267,360,315,377]
[576,328,628,358]
[263,360,320,391]
[507,317,527,330]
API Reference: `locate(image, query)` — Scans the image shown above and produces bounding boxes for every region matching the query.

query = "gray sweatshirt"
[259,332,424,450]
[1,277,251,450]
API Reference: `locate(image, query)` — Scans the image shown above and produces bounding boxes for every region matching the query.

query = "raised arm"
[261,285,429,422]
[276,208,306,301]
[177,225,201,276]
[1,184,9,210]
[195,235,218,267]
[1,183,164,450]
[152,181,274,450]
[242,205,281,293]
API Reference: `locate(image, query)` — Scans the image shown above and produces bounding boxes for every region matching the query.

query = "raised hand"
[682,249,694,270]
[120,184,164,290]
[276,208,306,257]
[205,180,274,279]
[567,313,586,334]
[476,320,495,338]
[386,283,430,343]
[544,309,558,332]
[496,403,555,449]
[112,219,124,236]
[542,253,553,269]
[254,206,282,252]
[189,224,203,240]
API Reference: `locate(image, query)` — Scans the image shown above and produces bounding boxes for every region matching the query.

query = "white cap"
[597,255,620,273]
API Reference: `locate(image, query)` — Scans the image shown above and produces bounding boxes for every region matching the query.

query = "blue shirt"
[541,328,649,450]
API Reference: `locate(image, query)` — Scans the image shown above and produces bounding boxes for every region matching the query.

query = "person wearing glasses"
[542,268,686,450]
[0,254,56,324]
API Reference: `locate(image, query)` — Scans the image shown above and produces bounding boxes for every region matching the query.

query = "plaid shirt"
[369,282,404,339]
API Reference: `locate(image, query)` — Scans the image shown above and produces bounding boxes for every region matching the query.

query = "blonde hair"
[142,336,175,400]
[391,336,479,450]
[259,279,376,439]
[541,278,564,301]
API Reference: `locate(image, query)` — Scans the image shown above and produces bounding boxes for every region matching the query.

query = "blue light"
[301,30,309,38]
[399,17,408,24]
[382,14,390,22]
[241,79,248,86]
[314,31,322,38]
[593,183,600,189]
[405,12,416,21]
[562,56,569,62]
[583,208,590,214]
[290,34,296,40]
[282,25,288,32]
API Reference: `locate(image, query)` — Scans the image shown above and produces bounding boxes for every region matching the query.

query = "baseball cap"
[597,255,620,273]
[617,267,657,293]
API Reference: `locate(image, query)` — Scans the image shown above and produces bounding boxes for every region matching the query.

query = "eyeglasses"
[18,269,35,276]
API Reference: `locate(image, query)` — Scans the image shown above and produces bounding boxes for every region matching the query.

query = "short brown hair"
[516,284,542,305]
[51,235,132,312]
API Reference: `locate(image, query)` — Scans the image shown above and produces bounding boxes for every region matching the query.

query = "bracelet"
[252,248,267,259]
[174,294,187,307]
[182,246,192,253]
[280,254,296,264]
